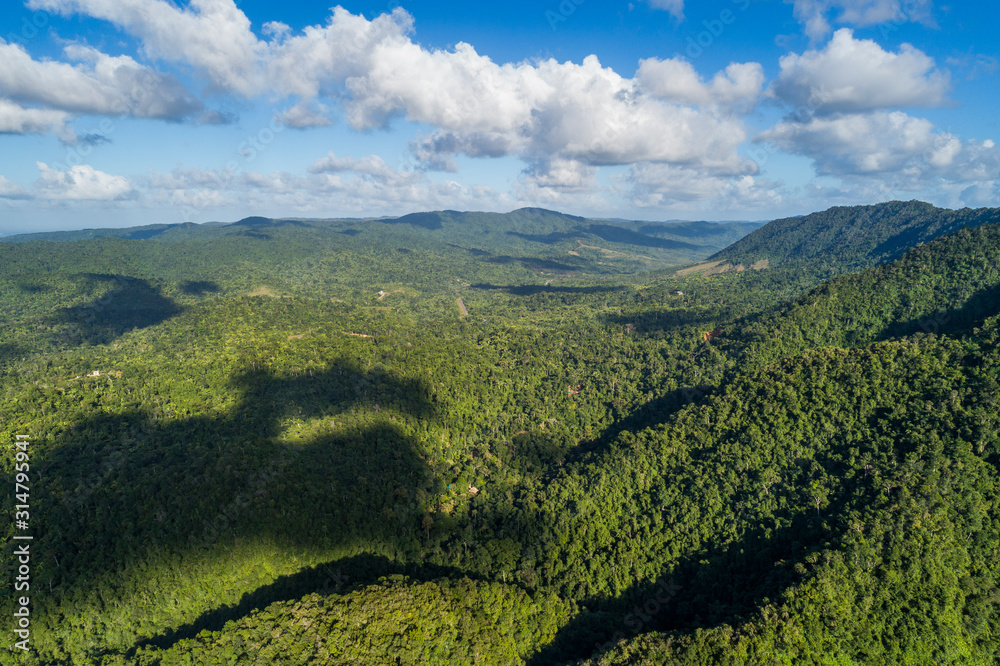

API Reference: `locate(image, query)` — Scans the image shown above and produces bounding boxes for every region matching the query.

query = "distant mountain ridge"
[11,202,999,279]
[0,222,203,243]
[710,200,1000,271]
[369,207,760,251]
[1,207,762,273]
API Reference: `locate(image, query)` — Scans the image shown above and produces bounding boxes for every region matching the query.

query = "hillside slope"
[715,222,1000,371]
[2,202,1000,665]
[79,214,1000,665]
[710,200,1000,272]
[95,297,1000,666]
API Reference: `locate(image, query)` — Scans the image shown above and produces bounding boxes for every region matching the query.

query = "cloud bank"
[1,0,995,218]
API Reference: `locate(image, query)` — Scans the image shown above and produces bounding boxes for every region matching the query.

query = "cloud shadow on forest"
[0,343,24,366]
[178,280,221,295]
[525,511,838,665]
[472,283,624,296]
[567,384,716,466]
[485,255,585,272]
[17,282,52,293]
[584,224,702,251]
[878,281,1000,342]
[124,226,172,240]
[524,462,861,664]
[47,274,183,345]
[602,308,720,337]
[34,358,444,656]
[447,243,490,256]
[380,212,445,230]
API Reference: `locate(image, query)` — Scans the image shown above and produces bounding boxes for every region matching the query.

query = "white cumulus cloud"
[772,29,949,114]
[35,162,134,200]
[0,175,32,199]
[760,111,946,175]
[28,0,265,96]
[23,1,761,194]
[637,59,764,107]
[142,159,509,218]
[0,98,69,135]
[25,0,994,214]
[759,111,1000,200]
[385,53,757,181]
[646,0,685,20]
[275,101,334,129]
[0,40,204,121]
[308,152,423,188]
[623,163,782,212]
[789,0,934,40]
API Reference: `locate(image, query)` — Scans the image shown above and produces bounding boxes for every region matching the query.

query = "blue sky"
[1,0,998,232]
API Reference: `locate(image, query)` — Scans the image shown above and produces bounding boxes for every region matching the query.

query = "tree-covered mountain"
[709,200,1000,273]
[3,208,761,274]
[1,201,998,665]
[715,221,1000,371]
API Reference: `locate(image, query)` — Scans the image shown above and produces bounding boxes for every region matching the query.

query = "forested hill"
[2,207,760,272]
[3,201,1000,665]
[368,208,760,263]
[718,222,1000,370]
[709,200,1000,272]
[0,221,230,242]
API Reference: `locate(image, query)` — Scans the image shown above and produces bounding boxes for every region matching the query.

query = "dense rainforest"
[711,200,1000,273]
[1,201,998,664]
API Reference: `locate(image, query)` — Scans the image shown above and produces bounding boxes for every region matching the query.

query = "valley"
[1,202,998,665]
